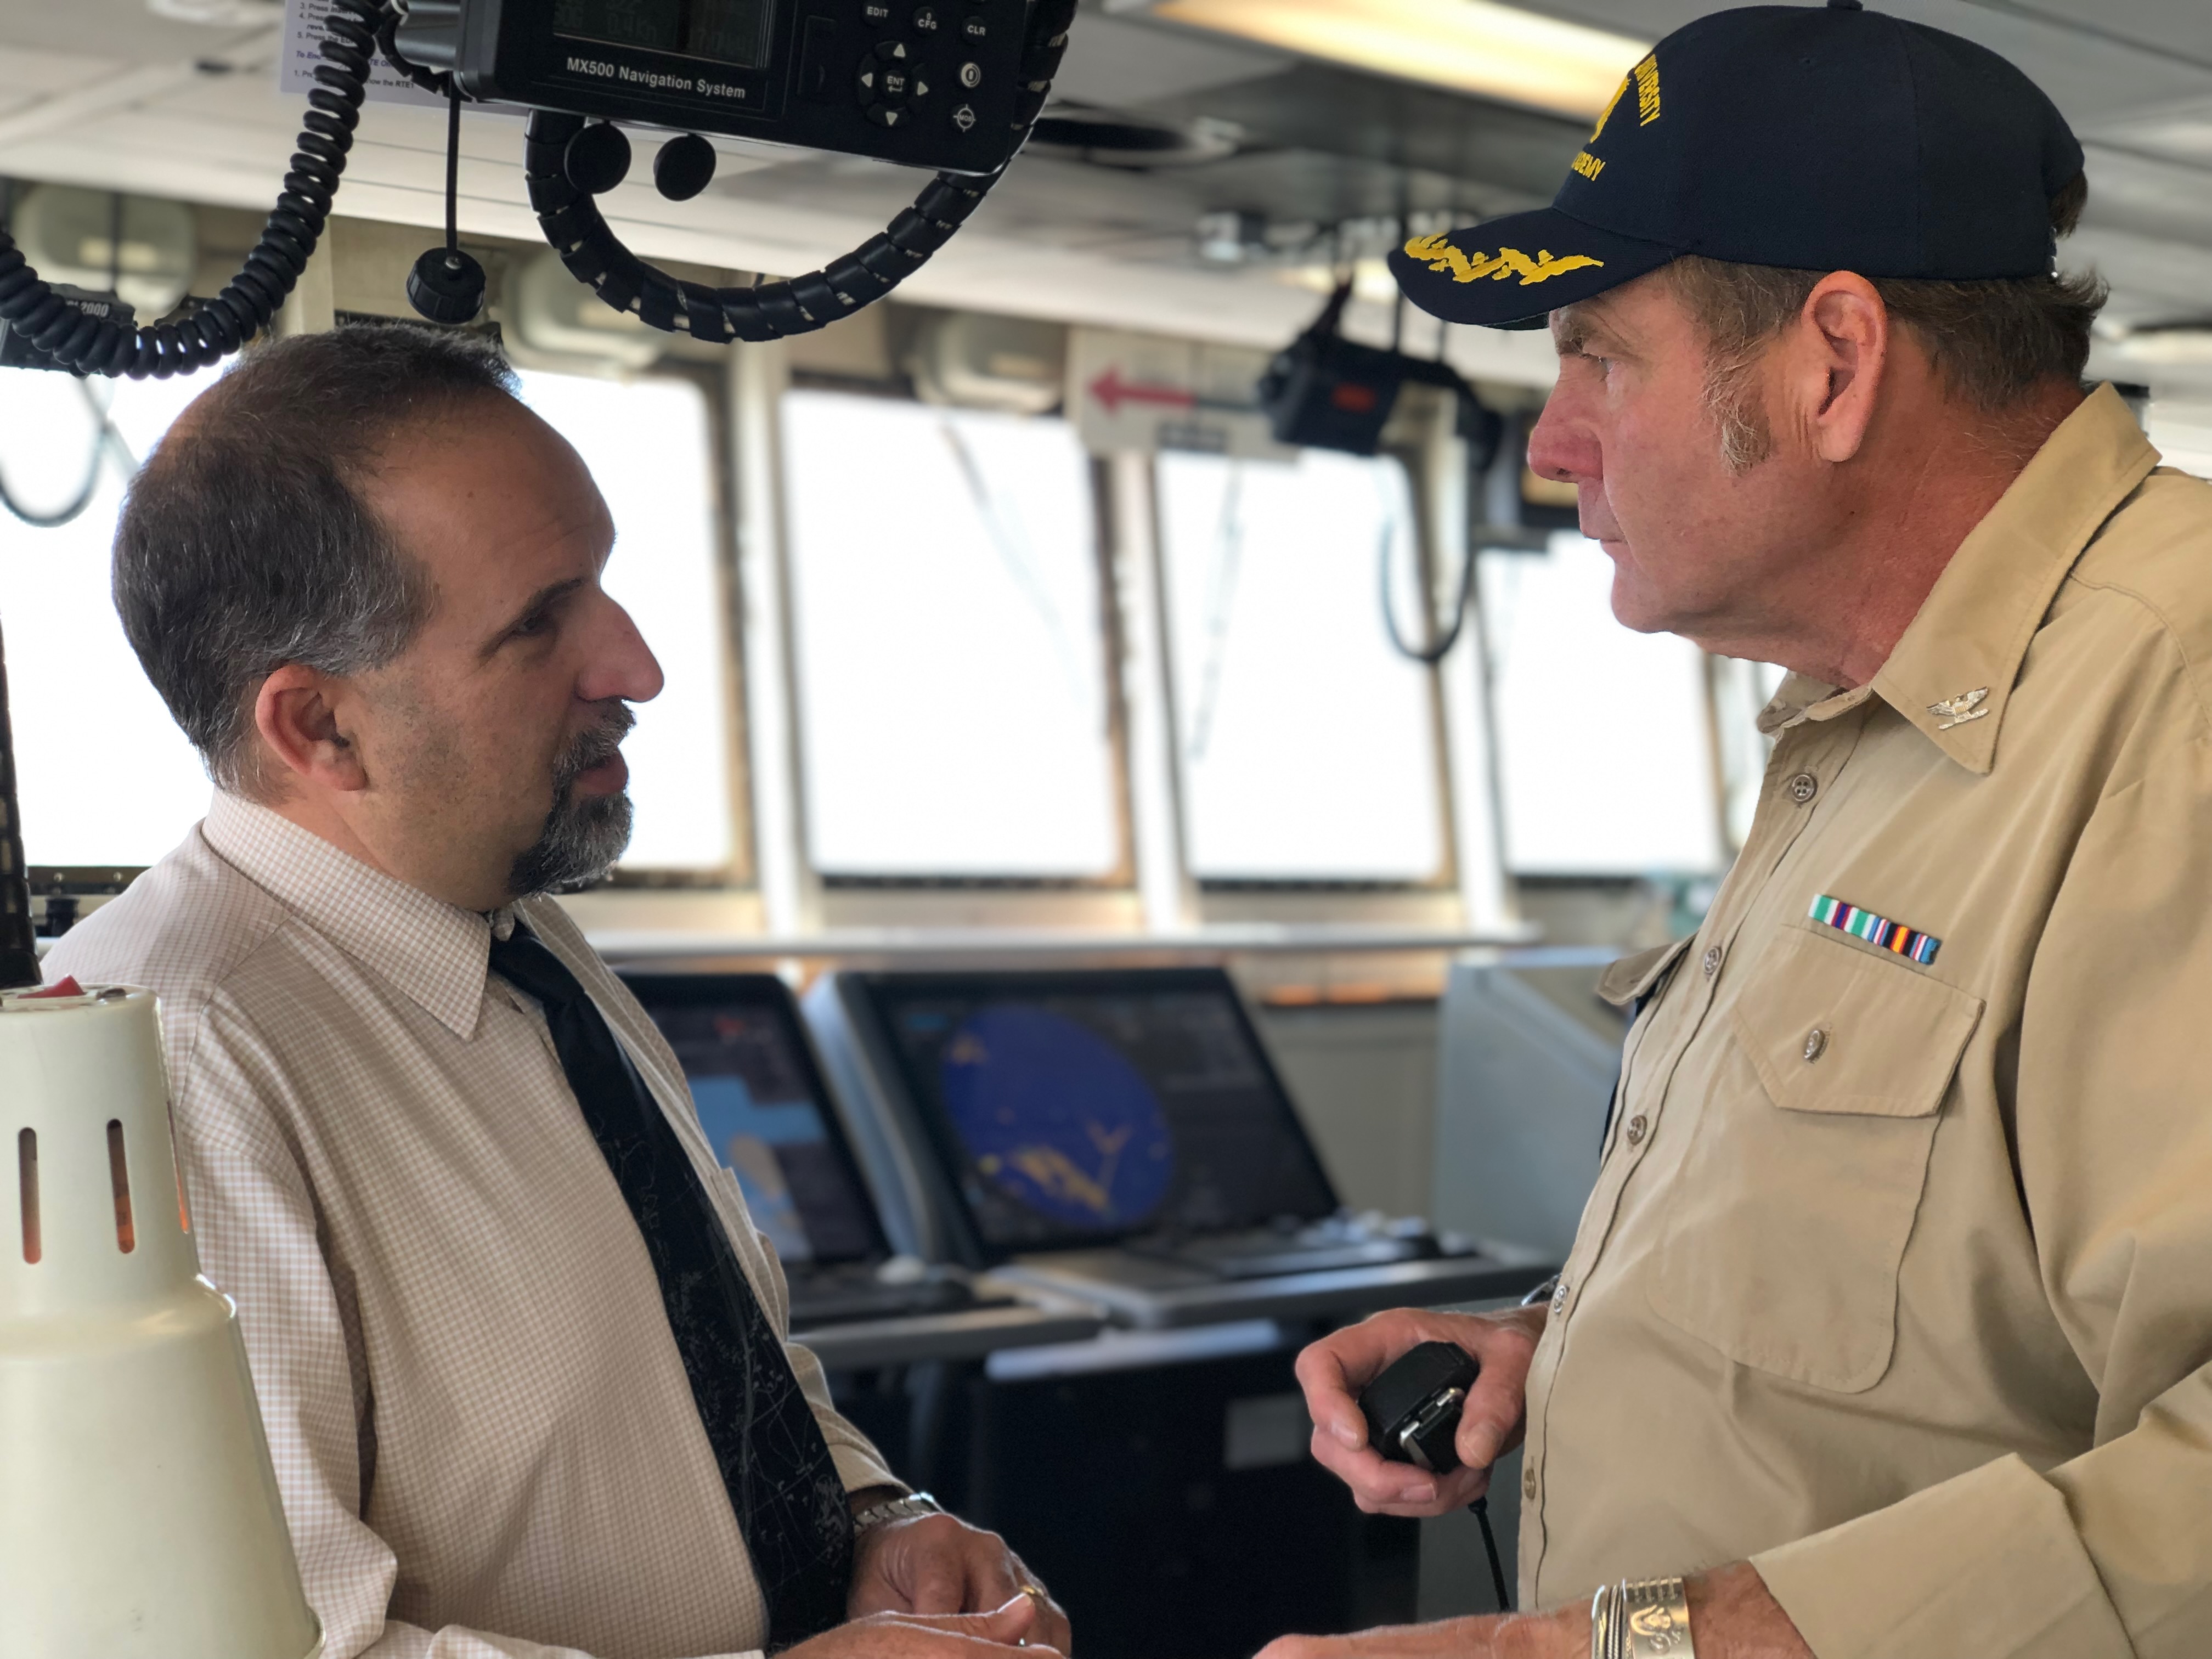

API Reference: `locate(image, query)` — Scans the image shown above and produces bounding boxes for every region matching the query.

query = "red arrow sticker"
[1088,367,1197,416]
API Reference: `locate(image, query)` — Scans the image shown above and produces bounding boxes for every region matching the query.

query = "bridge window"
[1480,532,1725,874]
[1156,449,1446,883]
[782,391,1121,879]
[0,364,215,871]
[518,369,737,875]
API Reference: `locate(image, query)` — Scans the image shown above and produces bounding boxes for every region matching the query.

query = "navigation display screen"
[866,970,1338,1253]
[630,975,883,1265]
[552,0,773,69]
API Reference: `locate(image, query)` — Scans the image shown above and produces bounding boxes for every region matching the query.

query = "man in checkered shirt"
[51,324,1064,1659]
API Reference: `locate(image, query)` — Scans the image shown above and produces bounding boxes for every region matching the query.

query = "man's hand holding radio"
[1295,1305,1547,1517]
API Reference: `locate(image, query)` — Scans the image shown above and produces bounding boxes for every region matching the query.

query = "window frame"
[1151,443,1465,899]
[582,353,760,891]
[774,380,1138,894]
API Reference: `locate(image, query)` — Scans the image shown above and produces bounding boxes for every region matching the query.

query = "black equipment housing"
[396,0,1028,176]
[1256,282,1504,462]
[1359,1340,1480,1474]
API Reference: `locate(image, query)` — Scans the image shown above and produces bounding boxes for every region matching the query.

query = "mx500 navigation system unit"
[398,0,1029,174]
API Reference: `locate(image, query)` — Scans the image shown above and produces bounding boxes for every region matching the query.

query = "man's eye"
[513,610,555,639]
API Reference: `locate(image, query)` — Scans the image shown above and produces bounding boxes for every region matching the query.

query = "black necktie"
[489,922,854,1647]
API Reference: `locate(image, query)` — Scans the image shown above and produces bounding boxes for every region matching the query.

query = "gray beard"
[509,707,635,897]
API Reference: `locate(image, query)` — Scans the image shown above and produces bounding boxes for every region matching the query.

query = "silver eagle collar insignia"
[1928,687,1990,731]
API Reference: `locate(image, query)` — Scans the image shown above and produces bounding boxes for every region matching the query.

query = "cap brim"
[1388,210,1680,330]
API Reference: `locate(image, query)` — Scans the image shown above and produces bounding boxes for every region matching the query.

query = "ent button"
[1523,1465,1539,1499]
[1702,945,1722,978]
[1789,771,1819,804]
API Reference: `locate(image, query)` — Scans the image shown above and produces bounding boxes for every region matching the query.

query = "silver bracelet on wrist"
[853,1491,944,1534]
[1589,1576,1695,1659]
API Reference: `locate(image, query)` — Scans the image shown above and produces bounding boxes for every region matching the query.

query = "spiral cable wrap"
[0,0,1075,373]
[0,0,381,378]
[518,0,1080,343]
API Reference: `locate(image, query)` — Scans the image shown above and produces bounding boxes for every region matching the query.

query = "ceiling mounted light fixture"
[1144,0,1650,120]
[2108,323,2212,366]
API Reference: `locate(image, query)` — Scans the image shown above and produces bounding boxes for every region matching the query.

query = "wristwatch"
[854,1491,945,1534]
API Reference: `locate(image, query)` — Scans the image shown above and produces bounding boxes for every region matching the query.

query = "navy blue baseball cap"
[1389,0,2085,330]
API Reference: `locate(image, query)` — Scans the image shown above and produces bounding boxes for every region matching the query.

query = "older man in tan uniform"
[1278,5,2212,1659]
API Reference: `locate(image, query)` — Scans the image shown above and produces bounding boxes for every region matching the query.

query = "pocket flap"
[1596,936,1695,1008]
[1730,928,1983,1119]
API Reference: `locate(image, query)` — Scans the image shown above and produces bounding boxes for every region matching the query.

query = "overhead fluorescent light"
[1147,0,1650,120]
[2110,325,2212,366]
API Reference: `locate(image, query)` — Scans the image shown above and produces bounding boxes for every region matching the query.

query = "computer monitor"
[624,973,887,1267]
[842,968,1339,1260]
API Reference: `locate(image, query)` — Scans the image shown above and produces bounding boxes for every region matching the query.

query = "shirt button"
[1550,1279,1571,1316]
[1803,1027,1829,1063]
[1523,1465,1538,1499]
[1624,1114,1648,1146]
[1702,945,1722,978]
[1789,771,1819,804]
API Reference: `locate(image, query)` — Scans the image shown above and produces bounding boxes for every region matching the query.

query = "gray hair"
[1661,172,2104,474]
[113,324,519,794]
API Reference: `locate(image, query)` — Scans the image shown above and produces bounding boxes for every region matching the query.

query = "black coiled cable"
[0,0,381,379]
[0,0,1073,371]
[511,0,1079,343]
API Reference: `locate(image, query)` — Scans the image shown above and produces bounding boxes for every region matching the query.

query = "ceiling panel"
[0,0,2208,394]
[1538,0,2212,122]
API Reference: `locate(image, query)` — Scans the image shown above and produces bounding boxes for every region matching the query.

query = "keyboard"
[787,1260,1014,1328]
[1122,1216,1448,1282]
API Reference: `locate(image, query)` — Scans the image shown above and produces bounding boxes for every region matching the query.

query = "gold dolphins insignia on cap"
[1402,235,1605,287]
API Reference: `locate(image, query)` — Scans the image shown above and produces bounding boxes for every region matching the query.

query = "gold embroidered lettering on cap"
[1401,235,1605,287]
[1634,54,1661,124]
[1928,686,1990,730]
[1572,150,1606,180]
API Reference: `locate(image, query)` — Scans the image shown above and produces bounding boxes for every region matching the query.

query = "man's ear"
[252,666,368,794]
[1792,272,1890,466]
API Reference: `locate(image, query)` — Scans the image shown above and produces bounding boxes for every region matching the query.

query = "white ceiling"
[1,0,2209,395]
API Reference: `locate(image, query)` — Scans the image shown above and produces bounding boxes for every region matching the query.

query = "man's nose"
[580,597,665,707]
[1525,397,1597,486]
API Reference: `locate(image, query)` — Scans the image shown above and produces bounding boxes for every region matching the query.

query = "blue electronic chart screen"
[877,974,1339,1252]
[637,990,883,1265]
[940,1005,1176,1231]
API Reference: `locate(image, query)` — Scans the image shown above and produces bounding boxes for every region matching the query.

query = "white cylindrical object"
[0,984,321,1659]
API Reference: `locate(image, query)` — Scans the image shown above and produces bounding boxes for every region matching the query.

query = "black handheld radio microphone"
[1358,1341,1513,1612]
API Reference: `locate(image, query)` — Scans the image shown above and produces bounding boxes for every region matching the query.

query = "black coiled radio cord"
[504,0,1076,345]
[0,0,382,379]
[0,0,1076,376]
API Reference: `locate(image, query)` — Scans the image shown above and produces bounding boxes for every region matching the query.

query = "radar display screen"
[868,969,1338,1254]
[552,0,773,69]
[628,974,884,1265]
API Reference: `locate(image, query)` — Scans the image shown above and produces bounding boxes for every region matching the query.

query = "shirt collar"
[201,792,514,1039]
[1862,383,2159,775]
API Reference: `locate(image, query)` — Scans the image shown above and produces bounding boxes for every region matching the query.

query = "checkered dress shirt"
[47,792,900,1659]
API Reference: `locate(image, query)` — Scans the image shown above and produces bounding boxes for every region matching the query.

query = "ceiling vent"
[2109,323,2212,366]
[1026,105,1240,168]
[906,312,1069,414]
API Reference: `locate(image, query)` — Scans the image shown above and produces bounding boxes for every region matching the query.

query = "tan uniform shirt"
[47,793,900,1659]
[1518,385,2212,1658]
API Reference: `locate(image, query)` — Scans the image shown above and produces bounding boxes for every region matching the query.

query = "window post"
[1105,451,1199,932]
[727,339,821,938]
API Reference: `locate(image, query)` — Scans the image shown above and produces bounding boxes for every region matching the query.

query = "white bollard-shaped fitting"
[0,982,321,1659]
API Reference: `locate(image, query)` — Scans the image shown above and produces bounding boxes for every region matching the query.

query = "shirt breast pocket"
[1645,926,1983,1393]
